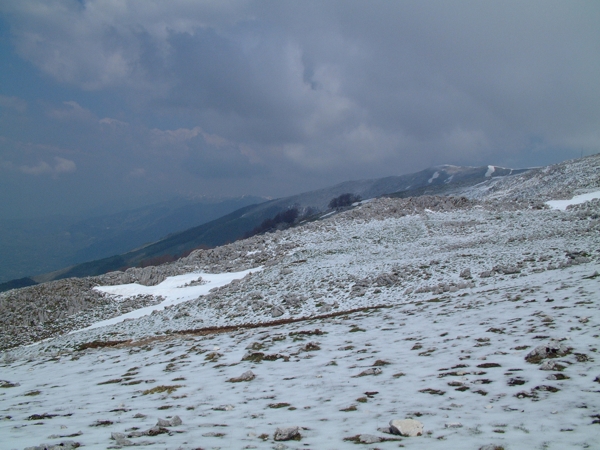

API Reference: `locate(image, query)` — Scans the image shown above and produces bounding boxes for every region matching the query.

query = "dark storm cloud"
[0,0,599,218]
[165,26,310,145]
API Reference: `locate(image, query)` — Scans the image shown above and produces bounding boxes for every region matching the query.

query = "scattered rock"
[146,426,170,436]
[534,384,560,393]
[508,377,527,386]
[389,418,424,437]
[302,342,321,351]
[354,367,382,377]
[156,418,171,427]
[245,341,264,350]
[90,419,113,427]
[372,359,390,366]
[525,340,572,363]
[202,431,226,437]
[227,370,256,383]
[213,404,235,411]
[242,351,265,362]
[27,413,57,421]
[495,265,521,275]
[273,426,301,441]
[111,432,133,446]
[460,268,472,279]
[24,442,80,450]
[318,303,333,313]
[539,360,566,371]
[419,388,445,395]
[357,434,383,444]
[271,305,286,318]
[340,405,358,412]
[156,415,182,427]
[25,441,81,450]
[546,373,569,380]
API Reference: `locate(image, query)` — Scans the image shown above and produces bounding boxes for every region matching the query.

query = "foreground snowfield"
[1,261,599,449]
[1,155,600,449]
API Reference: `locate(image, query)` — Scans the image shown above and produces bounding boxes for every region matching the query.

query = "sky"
[0,0,599,219]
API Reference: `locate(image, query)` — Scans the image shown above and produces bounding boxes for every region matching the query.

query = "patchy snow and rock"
[1,154,599,449]
[84,268,259,331]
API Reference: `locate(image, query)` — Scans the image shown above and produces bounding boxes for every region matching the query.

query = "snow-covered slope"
[459,153,600,202]
[1,155,599,450]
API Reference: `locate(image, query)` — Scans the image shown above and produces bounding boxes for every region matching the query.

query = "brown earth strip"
[75,304,393,350]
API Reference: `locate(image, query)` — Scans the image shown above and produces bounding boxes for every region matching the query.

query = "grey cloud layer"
[0,0,599,217]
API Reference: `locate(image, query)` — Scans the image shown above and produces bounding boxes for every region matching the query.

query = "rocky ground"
[1,154,599,449]
[1,260,599,449]
[1,154,599,353]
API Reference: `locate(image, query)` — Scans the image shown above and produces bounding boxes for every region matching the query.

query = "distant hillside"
[0,162,537,292]
[0,195,265,285]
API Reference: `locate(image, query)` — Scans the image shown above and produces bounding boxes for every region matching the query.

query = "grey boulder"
[389,419,424,437]
[274,426,301,441]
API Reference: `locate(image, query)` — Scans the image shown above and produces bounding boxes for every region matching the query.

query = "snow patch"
[546,190,600,211]
[82,268,260,332]
[428,171,440,183]
[352,198,374,207]
[485,165,495,177]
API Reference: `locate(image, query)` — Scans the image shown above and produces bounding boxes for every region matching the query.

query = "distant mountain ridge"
[8,153,600,292]
[0,162,538,292]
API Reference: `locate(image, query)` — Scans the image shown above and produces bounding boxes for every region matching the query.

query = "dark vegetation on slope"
[244,207,300,237]
[329,193,362,209]
[243,206,322,238]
